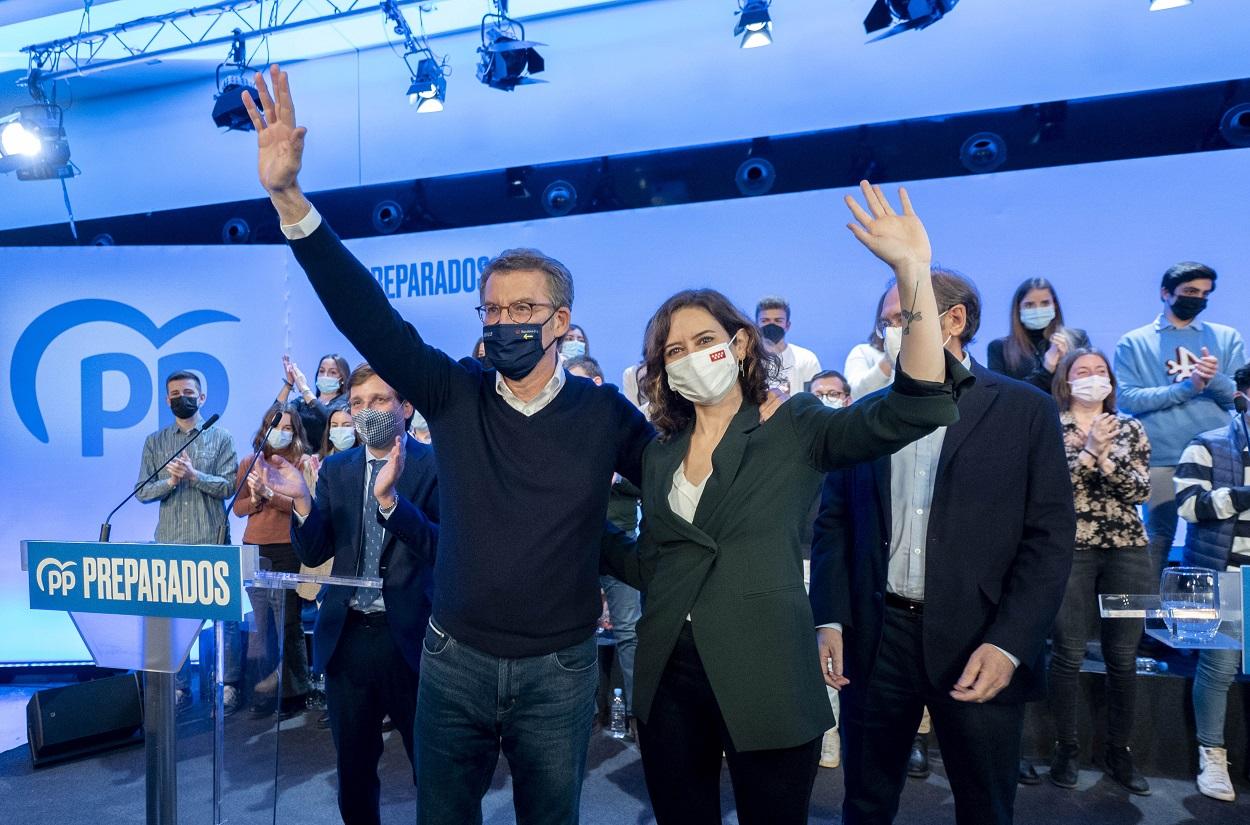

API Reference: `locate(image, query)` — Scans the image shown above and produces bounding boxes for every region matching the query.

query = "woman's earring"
[739,360,745,376]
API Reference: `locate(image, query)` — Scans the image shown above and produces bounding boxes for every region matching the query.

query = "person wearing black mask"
[1114,262,1247,580]
[757,296,823,394]
[135,369,240,709]
[239,65,653,825]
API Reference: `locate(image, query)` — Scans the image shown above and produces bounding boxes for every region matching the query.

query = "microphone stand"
[99,413,220,543]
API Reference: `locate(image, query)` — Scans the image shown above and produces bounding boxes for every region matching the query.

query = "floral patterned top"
[1060,411,1151,550]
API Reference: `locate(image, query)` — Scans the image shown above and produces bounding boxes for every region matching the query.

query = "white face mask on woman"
[666,333,741,406]
[328,426,357,452]
[267,429,294,450]
[1069,375,1113,404]
[1019,306,1055,331]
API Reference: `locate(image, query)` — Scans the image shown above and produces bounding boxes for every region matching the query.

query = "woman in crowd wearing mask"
[235,404,317,717]
[987,278,1089,393]
[560,323,590,361]
[600,183,969,825]
[321,408,359,459]
[843,287,894,401]
[287,353,352,449]
[1046,349,1152,795]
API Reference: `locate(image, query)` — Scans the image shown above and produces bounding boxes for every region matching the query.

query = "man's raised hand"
[844,181,932,272]
[241,65,306,199]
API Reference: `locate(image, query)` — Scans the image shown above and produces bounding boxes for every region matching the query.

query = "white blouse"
[668,464,710,524]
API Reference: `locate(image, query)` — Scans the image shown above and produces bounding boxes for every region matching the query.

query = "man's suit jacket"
[809,361,1075,704]
[291,439,439,674]
[602,354,971,752]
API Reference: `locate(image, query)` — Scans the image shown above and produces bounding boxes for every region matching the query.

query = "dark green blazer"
[602,357,971,752]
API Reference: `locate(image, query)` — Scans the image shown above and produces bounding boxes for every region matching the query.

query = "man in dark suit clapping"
[269,363,439,825]
[810,270,1075,825]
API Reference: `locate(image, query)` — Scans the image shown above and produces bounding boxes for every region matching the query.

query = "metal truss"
[21,0,431,88]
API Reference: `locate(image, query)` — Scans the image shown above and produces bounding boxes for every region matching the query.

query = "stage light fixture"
[1219,102,1250,147]
[736,157,776,196]
[477,3,546,91]
[212,31,261,131]
[0,103,74,180]
[542,180,577,217]
[1149,0,1192,10]
[407,56,447,113]
[864,0,960,41]
[959,132,1007,174]
[734,1,774,49]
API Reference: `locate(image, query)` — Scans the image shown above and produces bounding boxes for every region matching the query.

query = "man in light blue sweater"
[1114,262,1246,579]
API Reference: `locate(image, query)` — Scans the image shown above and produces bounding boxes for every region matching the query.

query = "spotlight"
[542,180,577,217]
[734,1,773,49]
[1149,0,1192,10]
[864,0,960,42]
[959,132,1007,174]
[212,30,260,131]
[477,5,545,92]
[372,200,405,234]
[407,57,447,113]
[222,218,251,244]
[735,157,776,196]
[1219,102,1250,148]
[0,104,74,180]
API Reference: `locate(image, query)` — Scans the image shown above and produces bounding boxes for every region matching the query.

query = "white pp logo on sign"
[35,558,78,596]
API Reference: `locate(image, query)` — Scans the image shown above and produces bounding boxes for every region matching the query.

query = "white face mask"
[267,429,294,450]
[666,333,741,407]
[316,376,342,395]
[820,395,847,410]
[328,426,357,452]
[560,339,587,360]
[883,326,903,363]
[1019,306,1055,331]
[1069,375,1113,404]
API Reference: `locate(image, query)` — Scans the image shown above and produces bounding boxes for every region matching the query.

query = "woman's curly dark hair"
[641,289,780,440]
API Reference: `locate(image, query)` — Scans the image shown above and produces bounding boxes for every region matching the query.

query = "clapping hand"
[283,354,310,397]
[1043,332,1070,373]
[844,181,932,271]
[263,454,312,516]
[168,454,196,486]
[1084,413,1117,459]
[1191,346,1219,392]
[373,437,405,510]
[241,65,305,196]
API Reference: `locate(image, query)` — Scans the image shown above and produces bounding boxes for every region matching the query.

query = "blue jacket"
[1176,418,1249,571]
[291,439,439,673]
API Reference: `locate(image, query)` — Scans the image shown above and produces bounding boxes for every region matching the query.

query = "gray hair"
[930,266,981,346]
[480,248,575,310]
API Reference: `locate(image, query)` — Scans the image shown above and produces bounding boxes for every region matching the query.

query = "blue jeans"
[1193,647,1242,748]
[600,574,641,714]
[416,619,598,825]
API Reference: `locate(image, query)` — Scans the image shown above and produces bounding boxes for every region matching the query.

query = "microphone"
[218,404,285,545]
[1236,397,1249,455]
[99,413,221,542]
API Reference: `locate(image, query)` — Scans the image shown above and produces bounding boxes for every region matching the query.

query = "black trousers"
[637,623,821,825]
[842,604,1024,825]
[325,611,419,825]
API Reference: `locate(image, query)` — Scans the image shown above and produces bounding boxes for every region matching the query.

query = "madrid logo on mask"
[10,299,239,457]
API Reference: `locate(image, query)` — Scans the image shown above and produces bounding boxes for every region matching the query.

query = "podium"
[21,540,381,825]
[1100,567,1247,671]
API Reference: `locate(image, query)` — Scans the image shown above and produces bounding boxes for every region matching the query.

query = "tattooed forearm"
[900,308,923,335]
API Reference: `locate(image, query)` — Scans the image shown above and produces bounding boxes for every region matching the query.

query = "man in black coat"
[272,364,439,825]
[810,270,1075,825]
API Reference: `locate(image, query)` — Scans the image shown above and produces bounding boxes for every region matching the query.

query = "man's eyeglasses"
[475,301,556,324]
[814,391,850,402]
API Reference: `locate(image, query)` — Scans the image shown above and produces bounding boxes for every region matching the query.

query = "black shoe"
[316,713,330,730]
[1104,745,1151,796]
[381,715,396,733]
[1018,759,1041,785]
[907,735,930,779]
[1049,742,1080,789]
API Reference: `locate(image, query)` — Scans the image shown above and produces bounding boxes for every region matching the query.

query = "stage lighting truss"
[0,103,76,181]
[476,2,546,92]
[213,30,262,131]
[863,0,960,42]
[382,0,448,112]
[734,1,773,49]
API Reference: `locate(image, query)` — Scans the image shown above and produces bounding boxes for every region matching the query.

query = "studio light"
[734,1,773,49]
[407,56,447,113]
[1149,0,1192,10]
[864,0,960,41]
[0,104,74,180]
[477,3,545,92]
[213,31,260,131]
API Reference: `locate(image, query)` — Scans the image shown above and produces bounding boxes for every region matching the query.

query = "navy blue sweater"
[290,221,653,657]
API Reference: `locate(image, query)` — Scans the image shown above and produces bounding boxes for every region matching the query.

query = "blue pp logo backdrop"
[10,299,239,456]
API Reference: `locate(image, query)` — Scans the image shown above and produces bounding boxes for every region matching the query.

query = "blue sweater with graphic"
[1114,315,1245,466]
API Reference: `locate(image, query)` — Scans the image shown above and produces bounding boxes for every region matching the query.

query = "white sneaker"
[820,728,840,769]
[1197,746,1236,802]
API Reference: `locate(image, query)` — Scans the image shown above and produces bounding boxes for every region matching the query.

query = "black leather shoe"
[381,715,396,733]
[315,713,330,730]
[1104,745,1151,796]
[1049,742,1080,789]
[1018,759,1041,785]
[907,735,930,779]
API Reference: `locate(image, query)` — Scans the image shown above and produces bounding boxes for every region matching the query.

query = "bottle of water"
[1135,657,1168,674]
[609,688,627,739]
